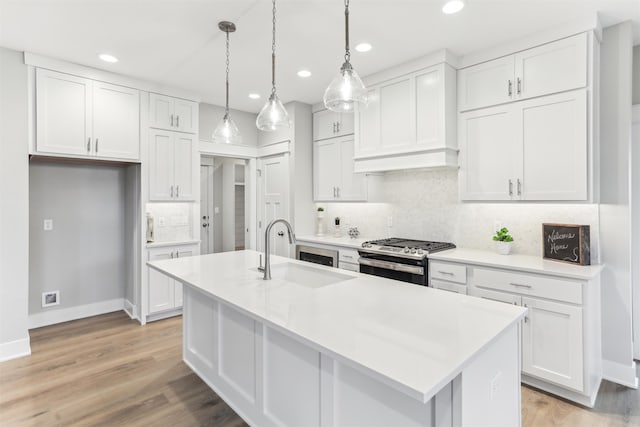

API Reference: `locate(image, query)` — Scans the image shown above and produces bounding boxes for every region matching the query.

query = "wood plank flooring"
[1,311,638,426]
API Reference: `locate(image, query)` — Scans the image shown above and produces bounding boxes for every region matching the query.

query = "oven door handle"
[358,258,424,275]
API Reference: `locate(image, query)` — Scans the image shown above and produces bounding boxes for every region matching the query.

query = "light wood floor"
[1,312,638,427]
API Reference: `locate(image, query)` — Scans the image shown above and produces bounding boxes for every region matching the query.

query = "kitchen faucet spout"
[260,219,296,280]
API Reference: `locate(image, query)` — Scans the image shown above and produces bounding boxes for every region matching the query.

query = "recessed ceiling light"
[355,43,372,53]
[442,0,465,14]
[249,93,261,100]
[98,53,118,63]
[297,70,312,78]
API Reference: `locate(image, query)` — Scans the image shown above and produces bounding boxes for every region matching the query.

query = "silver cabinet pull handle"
[517,179,522,196]
[176,115,180,128]
[510,282,532,289]
[333,122,336,133]
[343,255,353,259]
[95,138,99,153]
[176,185,179,198]
[508,80,512,97]
[170,185,174,198]
[87,137,91,152]
[333,187,336,198]
[508,179,513,196]
[176,251,180,258]
[170,252,174,259]
[438,270,454,275]
[336,187,340,198]
[170,114,174,127]
[517,78,522,95]
[336,122,340,133]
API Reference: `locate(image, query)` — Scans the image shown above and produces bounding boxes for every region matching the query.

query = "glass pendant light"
[213,21,242,144]
[323,0,368,113]
[256,0,291,131]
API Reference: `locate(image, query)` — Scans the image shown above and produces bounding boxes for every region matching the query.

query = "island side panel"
[458,323,521,426]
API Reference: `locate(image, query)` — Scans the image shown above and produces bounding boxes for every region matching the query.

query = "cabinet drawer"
[431,279,467,295]
[339,249,360,264]
[430,261,467,284]
[339,262,359,272]
[471,267,582,304]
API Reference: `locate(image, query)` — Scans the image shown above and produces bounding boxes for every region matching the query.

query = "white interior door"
[200,161,214,254]
[257,153,290,257]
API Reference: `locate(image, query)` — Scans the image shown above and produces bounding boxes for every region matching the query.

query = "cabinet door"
[148,250,175,313]
[174,99,198,134]
[337,137,366,201]
[337,112,354,136]
[173,133,196,201]
[459,104,519,200]
[515,33,587,100]
[415,67,443,149]
[379,76,413,150]
[92,82,140,160]
[36,69,92,156]
[313,109,340,141]
[519,90,587,200]
[458,56,515,111]
[313,139,340,200]
[149,130,175,200]
[354,88,381,156]
[149,93,174,130]
[521,297,584,391]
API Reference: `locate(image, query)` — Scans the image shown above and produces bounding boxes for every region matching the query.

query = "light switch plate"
[43,219,53,231]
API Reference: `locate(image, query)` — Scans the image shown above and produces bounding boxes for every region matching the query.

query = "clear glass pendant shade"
[212,113,242,144]
[323,61,368,113]
[256,93,291,131]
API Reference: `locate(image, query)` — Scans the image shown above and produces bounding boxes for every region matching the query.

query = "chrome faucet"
[258,219,296,280]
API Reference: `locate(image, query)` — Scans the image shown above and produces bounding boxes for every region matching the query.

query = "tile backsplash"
[146,203,194,243]
[325,169,600,261]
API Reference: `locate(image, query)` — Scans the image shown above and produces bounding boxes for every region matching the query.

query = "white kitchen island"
[148,250,526,427]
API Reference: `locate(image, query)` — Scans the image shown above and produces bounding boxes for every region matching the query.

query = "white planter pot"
[496,241,513,255]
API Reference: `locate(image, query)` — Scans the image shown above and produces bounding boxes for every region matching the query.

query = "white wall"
[0,47,30,361]
[632,46,640,105]
[599,21,637,387]
[29,162,127,324]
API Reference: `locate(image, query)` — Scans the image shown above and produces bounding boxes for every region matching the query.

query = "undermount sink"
[256,262,354,288]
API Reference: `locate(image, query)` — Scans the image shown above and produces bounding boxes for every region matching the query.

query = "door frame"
[632,104,640,360]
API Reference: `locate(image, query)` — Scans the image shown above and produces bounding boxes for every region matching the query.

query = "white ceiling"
[1,0,638,113]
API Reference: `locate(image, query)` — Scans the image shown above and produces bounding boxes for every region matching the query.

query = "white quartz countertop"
[148,250,526,403]
[429,248,603,280]
[296,235,370,249]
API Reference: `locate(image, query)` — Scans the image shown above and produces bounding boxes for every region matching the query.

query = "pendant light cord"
[344,0,350,63]
[225,30,230,114]
[271,0,277,94]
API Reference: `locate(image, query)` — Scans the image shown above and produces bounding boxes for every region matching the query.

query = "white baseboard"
[602,359,639,389]
[0,336,31,362]
[29,298,125,329]
[124,299,138,321]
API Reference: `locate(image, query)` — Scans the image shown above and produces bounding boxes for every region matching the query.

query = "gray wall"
[633,45,640,105]
[0,47,30,360]
[29,162,127,315]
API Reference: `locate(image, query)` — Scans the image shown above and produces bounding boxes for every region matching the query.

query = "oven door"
[358,257,427,286]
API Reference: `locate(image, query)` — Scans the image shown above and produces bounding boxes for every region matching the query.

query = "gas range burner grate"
[363,238,456,253]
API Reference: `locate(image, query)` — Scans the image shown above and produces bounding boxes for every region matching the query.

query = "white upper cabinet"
[149,129,196,201]
[313,136,366,202]
[150,93,198,134]
[313,109,354,141]
[458,33,587,112]
[36,68,140,160]
[354,62,457,172]
[460,89,588,201]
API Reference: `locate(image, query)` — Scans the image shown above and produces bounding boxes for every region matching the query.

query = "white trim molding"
[0,337,31,362]
[602,359,639,389]
[28,298,125,329]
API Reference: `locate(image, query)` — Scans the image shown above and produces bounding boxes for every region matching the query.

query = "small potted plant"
[493,227,514,255]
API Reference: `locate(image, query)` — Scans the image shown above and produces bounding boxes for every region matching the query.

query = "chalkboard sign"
[542,224,590,265]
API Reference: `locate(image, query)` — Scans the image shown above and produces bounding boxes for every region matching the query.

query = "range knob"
[417,248,424,255]
[410,248,417,254]
[362,242,372,248]
[403,247,410,253]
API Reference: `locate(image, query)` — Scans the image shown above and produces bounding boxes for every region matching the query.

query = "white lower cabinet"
[147,244,198,316]
[432,259,601,407]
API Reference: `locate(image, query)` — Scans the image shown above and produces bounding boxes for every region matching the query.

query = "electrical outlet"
[490,371,502,400]
[43,219,53,231]
[42,291,60,307]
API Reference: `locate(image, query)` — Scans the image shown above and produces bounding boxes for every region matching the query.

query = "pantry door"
[257,153,290,257]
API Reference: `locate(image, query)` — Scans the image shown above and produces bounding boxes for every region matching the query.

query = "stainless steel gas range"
[358,238,456,286]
